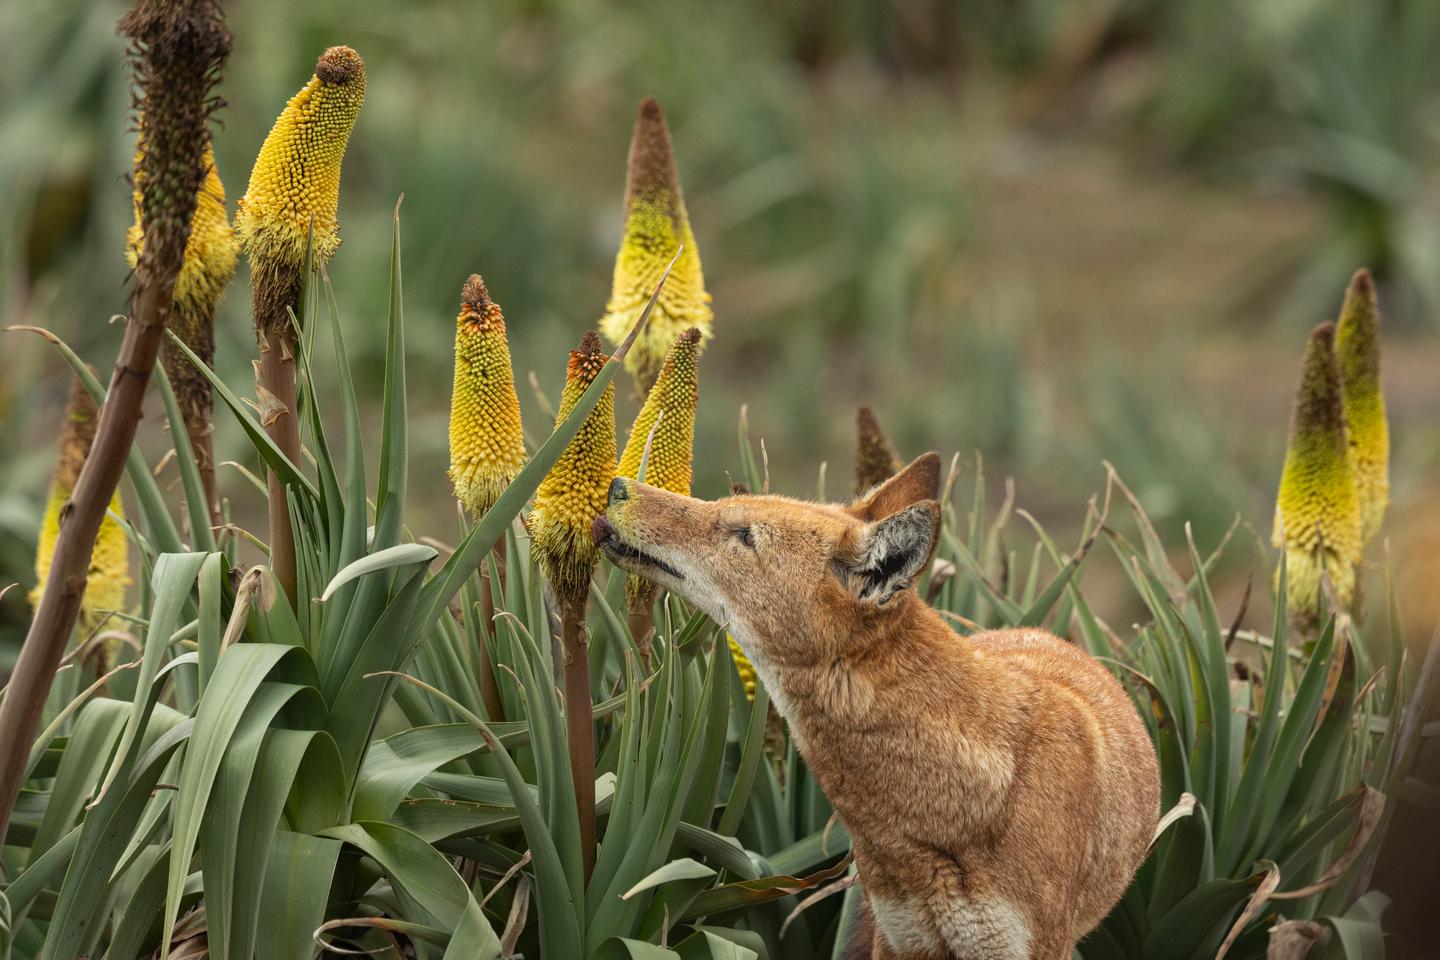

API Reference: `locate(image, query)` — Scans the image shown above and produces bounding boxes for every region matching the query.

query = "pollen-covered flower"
[598,98,712,391]
[31,378,130,629]
[855,406,901,495]
[1273,322,1361,612]
[1334,268,1389,545]
[728,635,757,701]
[529,332,617,607]
[235,45,365,332]
[618,327,701,493]
[127,140,239,329]
[449,275,527,515]
[618,327,700,613]
[127,138,238,511]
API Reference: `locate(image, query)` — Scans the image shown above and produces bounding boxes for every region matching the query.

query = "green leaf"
[94,552,210,808]
[623,858,718,900]
[165,329,319,500]
[1017,532,1094,628]
[154,364,217,553]
[160,643,314,960]
[675,929,761,960]
[318,821,500,955]
[1141,869,1268,960]
[320,542,438,601]
[373,674,582,958]
[254,831,343,960]
[595,939,683,960]
[42,709,193,958]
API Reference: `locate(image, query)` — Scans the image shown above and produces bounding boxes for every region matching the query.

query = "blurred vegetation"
[4,0,1440,658]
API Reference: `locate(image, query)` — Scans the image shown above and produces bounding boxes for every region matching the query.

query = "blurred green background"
[4,0,1440,658]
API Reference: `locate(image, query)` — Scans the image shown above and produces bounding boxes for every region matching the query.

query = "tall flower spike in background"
[855,405,902,495]
[529,330,616,878]
[31,377,130,648]
[618,326,701,652]
[449,274,526,515]
[234,45,364,601]
[1273,321,1361,614]
[126,138,238,527]
[599,97,712,392]
[1335,268,1389,545]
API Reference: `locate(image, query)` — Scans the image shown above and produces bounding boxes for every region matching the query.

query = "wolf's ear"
[850,452,942,522]
[835,500,941,605]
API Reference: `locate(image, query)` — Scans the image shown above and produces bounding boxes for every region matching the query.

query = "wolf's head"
[595,453,942,674]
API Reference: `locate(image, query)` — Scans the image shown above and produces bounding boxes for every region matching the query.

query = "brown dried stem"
[0,0,229,845]
[561,594,597,880]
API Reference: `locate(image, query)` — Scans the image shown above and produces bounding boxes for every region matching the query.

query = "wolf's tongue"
[592,515,615,546]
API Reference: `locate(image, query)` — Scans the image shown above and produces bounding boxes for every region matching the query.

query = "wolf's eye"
[733,526,756,549]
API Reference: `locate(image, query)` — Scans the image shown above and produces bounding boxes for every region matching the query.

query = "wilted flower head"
[449,275,527,515]
[119,0,230,292]
[529,332,617,607]
[618,327,701,494]
[31,377,130,629]
[1273,322,1361,612]
[235,45,365,331]
[855,406,902,496]
[1334,268,1389,545]
[598,98,712,391]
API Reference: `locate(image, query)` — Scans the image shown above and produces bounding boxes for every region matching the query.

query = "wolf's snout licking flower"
[595,454,1161,960]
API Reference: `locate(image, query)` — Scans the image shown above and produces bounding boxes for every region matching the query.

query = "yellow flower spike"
[618,327,701,493]
[235,45,365,333]
[127,138,239,518]
[31,377,130,634]
[529,331,617,608]
[855,406,902,495]
[127,141,239,332]
[1334,268,1389,545]
[449,274,527,516]
[728,634,758,702]
[1273,321,1362,613]
[618,327,701,612]
[599,98,713,392]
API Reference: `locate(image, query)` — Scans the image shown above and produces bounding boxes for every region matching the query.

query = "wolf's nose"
[608,477,630,506]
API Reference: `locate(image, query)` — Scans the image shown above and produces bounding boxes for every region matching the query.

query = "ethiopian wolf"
[594,454,1160,959]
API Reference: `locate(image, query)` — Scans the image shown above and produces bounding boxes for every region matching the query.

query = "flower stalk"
[529,330,616,879]
[599,98,712,393]
[0,0,230,850]
[235,44,365,601]
[448,273,526,720]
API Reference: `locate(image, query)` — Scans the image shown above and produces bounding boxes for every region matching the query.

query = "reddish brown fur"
[599,455,1160,959]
